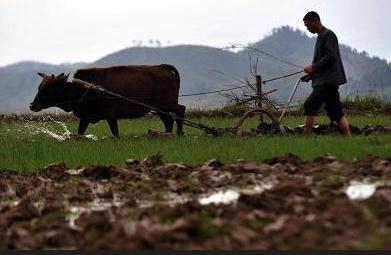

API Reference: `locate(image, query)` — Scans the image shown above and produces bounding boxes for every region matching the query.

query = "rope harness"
[72,78,223,135]
[71,73,302,136]
[178,70,303,97]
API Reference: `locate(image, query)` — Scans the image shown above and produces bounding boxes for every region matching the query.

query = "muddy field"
[226,122,391,136]
[1,153,390,249]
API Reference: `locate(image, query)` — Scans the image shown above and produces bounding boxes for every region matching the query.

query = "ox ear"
[38,72,46,77]
[56,72,69,82]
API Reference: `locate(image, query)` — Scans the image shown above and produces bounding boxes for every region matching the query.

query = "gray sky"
[1,0,390,67]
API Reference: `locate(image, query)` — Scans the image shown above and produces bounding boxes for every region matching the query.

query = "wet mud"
[1,154,391,249]
[198,122,391,137]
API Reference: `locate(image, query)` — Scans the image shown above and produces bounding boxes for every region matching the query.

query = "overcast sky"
[0,0,390,67]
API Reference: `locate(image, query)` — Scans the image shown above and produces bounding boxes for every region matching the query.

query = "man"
[301,11,351,137]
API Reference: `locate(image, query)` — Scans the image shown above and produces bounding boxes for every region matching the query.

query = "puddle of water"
[0,186,20,206]
[67,207,87,230]
[136,182,275,208]
[65,168,85,176]
[0,185,21,207]
[345,181,378,200]
[199,182,274,205]
[33,200,45,213]
[0,199,21,207]
[11,200,21,206]
[165,192,191,206]
[66,195,123,230]
[137,193,191,209]
[65,181,276,228]
[199,190,240,205]
[297,124,320,129]
[138,200,154,209]
[84,134,100,140]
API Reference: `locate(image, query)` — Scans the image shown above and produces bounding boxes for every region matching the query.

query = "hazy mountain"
[1,26,389,113]
[240,26,390,101]
[0,61,86,112]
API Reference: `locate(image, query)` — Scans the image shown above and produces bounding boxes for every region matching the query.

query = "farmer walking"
[301,11,351,137]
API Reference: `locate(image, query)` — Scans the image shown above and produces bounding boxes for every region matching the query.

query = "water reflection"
[345,181,377,200]
[199,190,240,205]
[199,182,274,205]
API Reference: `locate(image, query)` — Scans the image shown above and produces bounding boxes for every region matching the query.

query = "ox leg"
[78,119,89,136]
[175,104,186,136]
[158,112,174,133]
[107,118,120,139]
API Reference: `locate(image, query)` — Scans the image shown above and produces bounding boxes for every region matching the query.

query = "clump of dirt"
[0,154,390,249]
[361,125,391,136]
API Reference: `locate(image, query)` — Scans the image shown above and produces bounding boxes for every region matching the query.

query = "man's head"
[303,11,322,34]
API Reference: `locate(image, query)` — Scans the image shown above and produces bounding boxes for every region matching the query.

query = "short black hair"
[303,11,320,21]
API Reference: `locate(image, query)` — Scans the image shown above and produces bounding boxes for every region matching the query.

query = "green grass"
[0,114,390,171]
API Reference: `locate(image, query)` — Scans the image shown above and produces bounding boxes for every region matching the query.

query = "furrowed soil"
[1,153,391,249]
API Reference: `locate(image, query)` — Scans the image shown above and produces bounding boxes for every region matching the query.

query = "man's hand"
[304,65,314,74]
[300,74,312,82]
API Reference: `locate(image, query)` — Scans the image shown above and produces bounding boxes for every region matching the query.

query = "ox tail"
[161,64,180,89]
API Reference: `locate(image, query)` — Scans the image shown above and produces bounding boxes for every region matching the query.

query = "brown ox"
[30,64,186,138]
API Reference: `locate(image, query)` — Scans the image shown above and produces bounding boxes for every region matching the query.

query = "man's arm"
[312,32,339,72]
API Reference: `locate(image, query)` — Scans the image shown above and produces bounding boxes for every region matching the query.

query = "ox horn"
[38,72,47,77]
[56,73,65,78]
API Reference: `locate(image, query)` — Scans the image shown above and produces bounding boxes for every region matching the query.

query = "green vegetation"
[0,114,390,171]
[341,96,391,112]
[185,98,391,118]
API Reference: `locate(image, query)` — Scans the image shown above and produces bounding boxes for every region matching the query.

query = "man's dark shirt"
[311,27,347,88]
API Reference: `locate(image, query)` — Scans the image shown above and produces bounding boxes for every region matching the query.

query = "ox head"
[30,72,70,112]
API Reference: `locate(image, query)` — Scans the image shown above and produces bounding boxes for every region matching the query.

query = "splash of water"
[6,116,101,141]
[22,119,72,141]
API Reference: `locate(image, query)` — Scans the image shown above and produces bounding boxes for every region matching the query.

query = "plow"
[72,77,391,137]
[72,76,290,137]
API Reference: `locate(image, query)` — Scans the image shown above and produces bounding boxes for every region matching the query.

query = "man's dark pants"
[304,85,344,121]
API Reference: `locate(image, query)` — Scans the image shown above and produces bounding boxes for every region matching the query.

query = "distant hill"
[1,26,389,113]
[0,62,86,112]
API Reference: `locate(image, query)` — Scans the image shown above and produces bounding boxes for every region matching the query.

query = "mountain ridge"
[1,26,389,112]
